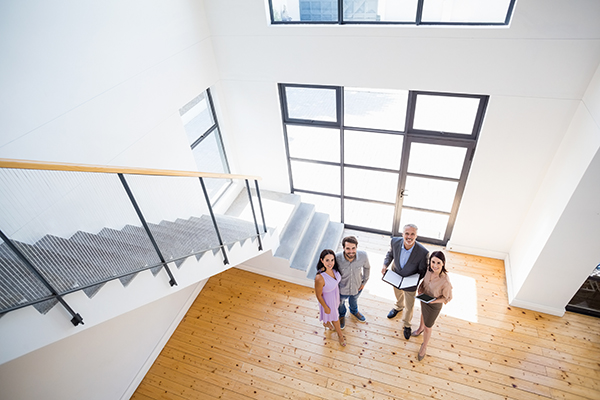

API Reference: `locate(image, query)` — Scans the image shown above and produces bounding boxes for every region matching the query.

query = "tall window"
[279,84,488,245]
[179,89,231,203]
[269,0,516,26]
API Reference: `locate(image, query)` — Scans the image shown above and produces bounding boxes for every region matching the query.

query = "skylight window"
[269,0,516,25]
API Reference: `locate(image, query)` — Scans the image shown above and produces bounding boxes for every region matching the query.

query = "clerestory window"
[179,89,231,204]
[269,0,516,26]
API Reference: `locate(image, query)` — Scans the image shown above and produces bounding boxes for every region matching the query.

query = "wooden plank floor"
[132,233,600,400]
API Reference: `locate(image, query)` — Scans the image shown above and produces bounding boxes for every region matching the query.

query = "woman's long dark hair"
[428,251,448,275]
[316,249,340,274]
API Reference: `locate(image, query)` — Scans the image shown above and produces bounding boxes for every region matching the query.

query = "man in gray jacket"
[381,224,428,340]
[336,236,371,330]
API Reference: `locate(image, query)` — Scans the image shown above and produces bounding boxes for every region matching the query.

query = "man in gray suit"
[381,224,428,340]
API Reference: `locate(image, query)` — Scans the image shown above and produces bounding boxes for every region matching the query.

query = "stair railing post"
[199,177,229,265]
[245,179,263,251]
[118,174,177,286]
[0,229,84,326]
[254,180,267,233]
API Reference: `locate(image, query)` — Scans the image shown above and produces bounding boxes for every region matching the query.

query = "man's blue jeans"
[338,290,363,317]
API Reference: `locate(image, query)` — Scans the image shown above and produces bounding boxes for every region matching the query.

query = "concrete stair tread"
[306,221,345,280]
[225,189,299,237]
[273,202,315,260]
[289,212,330,272]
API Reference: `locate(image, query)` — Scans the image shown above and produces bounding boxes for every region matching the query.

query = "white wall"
[506,62,600,315]
[514,149,600,314]
[0,0,216,171]
[0,279,204,400]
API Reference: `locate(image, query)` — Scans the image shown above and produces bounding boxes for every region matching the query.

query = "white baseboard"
[445,242,508,260]
[508,298,565,317]
[236,263,313,288]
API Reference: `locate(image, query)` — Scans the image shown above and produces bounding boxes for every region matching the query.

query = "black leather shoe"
[340,316,345,330]
[387,308,399,319]
[404,327,412,340]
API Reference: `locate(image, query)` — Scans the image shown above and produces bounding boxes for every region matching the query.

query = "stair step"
[274,203,315,260]
[225,189,300,237]
[70,231,161,286]
[1,211,268,317]
[289,212,330,272]
[35,235,131,281]
[306,221,345,280]
[0,247,58,314]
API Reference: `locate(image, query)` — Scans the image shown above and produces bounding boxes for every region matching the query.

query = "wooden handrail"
[0,158,261,181]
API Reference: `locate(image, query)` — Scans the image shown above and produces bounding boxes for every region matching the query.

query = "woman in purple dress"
[314,249,346,346]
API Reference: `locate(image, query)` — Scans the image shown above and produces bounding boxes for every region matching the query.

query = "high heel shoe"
[417,344,426,361]
[411,330,423,337]
[338,335,346,347]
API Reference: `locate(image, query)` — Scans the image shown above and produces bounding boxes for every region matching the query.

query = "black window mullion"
[205,88,230,174]
[190,124,218,149]
[416,0,424,25]
[289,157,340,168]
[339,86,344,224]
[279,84,295,193]
[406,172,460,183]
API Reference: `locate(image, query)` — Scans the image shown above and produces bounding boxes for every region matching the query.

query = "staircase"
[0,214,262,316]
[226,190,344,282]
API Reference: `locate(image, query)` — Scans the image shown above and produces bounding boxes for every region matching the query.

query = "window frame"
[180,88,232,205]
[268,0,517,26]
[279,83,489,245]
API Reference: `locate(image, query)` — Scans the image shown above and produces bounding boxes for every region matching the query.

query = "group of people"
[314,224,453,361]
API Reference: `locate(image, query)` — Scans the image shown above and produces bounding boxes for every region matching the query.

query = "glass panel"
[413,94,480,135]
[298,192,341,222]
[344,199,394,231]
[291,160,340,195]
[345,130,403,170]
[192,128,230,200]
[407,143,467,178]
[285,87,337,122]
[422,0,512,24]
[288,125,340,162]
[403,176,458,213]
[271,0,301,21]
[298,0,338,21]
[344,167,398,203]
[344,88,408,131]
[180,92,214,145]
[399,209,449,240]
[343,0,418,22]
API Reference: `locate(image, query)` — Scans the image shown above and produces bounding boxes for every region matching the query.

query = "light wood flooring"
[132,232,600,399]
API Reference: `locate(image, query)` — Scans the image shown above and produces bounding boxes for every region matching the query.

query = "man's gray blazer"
[383,237,428,292]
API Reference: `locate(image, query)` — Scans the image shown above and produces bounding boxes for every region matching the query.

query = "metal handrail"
[0,158,267,326]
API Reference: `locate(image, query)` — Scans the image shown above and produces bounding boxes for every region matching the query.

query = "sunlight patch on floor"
[362,249,399,301]
[443,272,478,323]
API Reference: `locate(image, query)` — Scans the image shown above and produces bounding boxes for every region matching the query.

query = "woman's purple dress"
[319,270,341,323]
